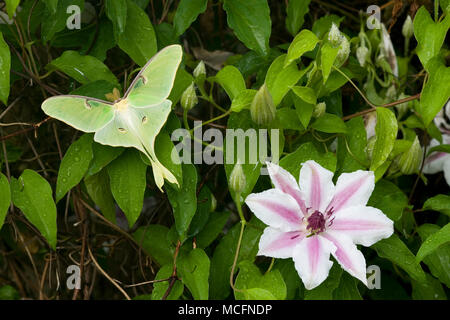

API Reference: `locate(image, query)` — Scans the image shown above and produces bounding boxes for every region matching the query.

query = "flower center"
[307,210,326,234]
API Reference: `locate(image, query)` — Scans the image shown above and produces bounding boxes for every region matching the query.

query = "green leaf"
[273,259,302,300]
[0,285,19,300]
[320,42,339,83]
[336,116,368,174]
[188,185,212,238]
[86,143,124,177]
[166,163,197,240]
[48,51,120,87]
[133,225,174,266]
[231,89,257,112]
[5,0,20,19]
[0,32,11,105]
[417,224,450,287]
[223,0,271,56]
[155,132,183,186]
[417,58,450,126]
[291,86,317,105]
[286,0,311,36]
[173,0,208,36]
[215,65,246,100]
[118,0,157,67]
[196,211,229,248]
[413,6,450,69]
[412,274,447,300]
[372,234,427,282]
[107,149,147,228]
[151,264,184,300]
[416,223,450,263]
[304,263,342,299]
[293,93,314,128]
[168,68,193,105]
[276,107,303,130]
[367,179,408,221]
[370,107,398,171]
[234,261,287,300]
[70,80,118,101]
[10,170,57,249]
[56,134,94,202]
[423,194,450,216]
[42,0,58,15]
[311,113,347,133]
[84,169,116,223]
[312,14,344,39]
[333,272,362,300]
[265,54,304,106]
[41,0,84,43]
[0,173,10,230]
[279,142,336,179]
[285,29,319,67]
[209,216,264,299]
[177,248,210,300]
[105,0,127,36]
[224,111,263,202]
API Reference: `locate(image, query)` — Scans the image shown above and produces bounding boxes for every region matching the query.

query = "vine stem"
[332,66,421,120]
[230,195,246,293]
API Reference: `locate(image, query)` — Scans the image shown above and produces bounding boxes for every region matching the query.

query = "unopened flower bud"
[181,82,198,111]
[250,84,276,126]
[335,36,350,67]
[313,102,326,118]
[356,45,369,67]
[193,61,206,80]
[402,15,413,39]
[229,163,246,194]
[210,193,217,212]
[328,23,341,47]
[396,136,422,175]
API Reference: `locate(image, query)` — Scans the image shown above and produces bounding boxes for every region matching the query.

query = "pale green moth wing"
[94,99,178,190]
[125,44,183,107]
[41,96,114,132]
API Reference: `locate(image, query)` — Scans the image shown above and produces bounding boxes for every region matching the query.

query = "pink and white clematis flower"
[423,101,450,186]
[245,161,393,290]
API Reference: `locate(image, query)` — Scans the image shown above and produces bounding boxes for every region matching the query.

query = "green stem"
[183,108,190,130]
[230,196,247,292]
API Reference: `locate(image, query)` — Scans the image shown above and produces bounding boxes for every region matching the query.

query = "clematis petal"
[330,205,393,247]
[245,189,303,232]
[443,159,450,186]
[299,160,335,213]
[423,152,448,174]
[258,227,306,258]
[322,230,367,285]
[327,170,375,213]
[267,162,307,215]
[293,235,336,290]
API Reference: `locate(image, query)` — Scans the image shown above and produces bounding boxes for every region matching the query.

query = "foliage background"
[0,0,449,300]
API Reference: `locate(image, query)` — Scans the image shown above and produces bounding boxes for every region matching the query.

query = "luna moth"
[41,45,183,191]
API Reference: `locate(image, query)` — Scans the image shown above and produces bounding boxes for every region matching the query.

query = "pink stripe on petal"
[310,166,322,211]
[266,231,304,252]
[331,219,385,231]
[260,200,302,224]
[307,235,321,273]
[327,175,368,213]
[322,233,353,271]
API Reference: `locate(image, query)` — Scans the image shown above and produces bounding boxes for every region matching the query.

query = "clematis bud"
[335,35,350,67]
[313,102,326,118]
[193,61,206,81]
[402,15,413,39]
[229,163,246,194]
[356,45,369,67]
[396,136,422,175]
[181,82,198,111]
[328,23,341,47]
[210,193,217,212]
[250,84,276,126]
